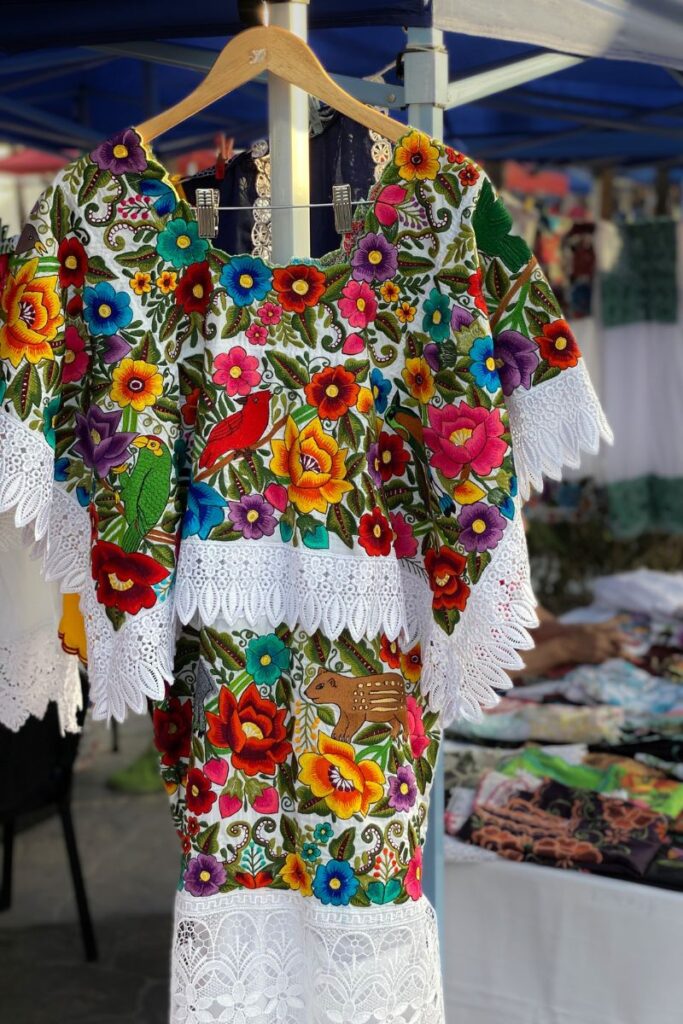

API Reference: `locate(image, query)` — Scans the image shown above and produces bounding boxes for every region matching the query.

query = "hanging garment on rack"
[0,127,609,1024]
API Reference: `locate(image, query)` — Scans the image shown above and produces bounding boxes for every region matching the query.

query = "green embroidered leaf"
[221,305,249,339]
[191,736,205,762]
[347,486,364,518]
[198,822,220,855]
[50,185,70,243]
[280,814,299,854]
[330,826,356,862]
[383,482,414,510]
[297,787,332,816]
[315,704,337,727]
[83,253,117,283]
[397,252,433,274]
[275,675,294,706]
[434,171,461,208]
[7,363,41,419]
[350,887,372,908]
[344,358,370,381]
[436,264,470,292]
[338,410,362,449]
[267,350,310,389]
[291,306,318,348]
[353,722,392,745]
[434,369,465,399]
[152,544,175,571]
[373,313,401,348]
[278,763,297,802]
[524,306,550,335]
[115,246,158,270]
[105,606,125,631]
[160,302,183,342]
[78,163,110,206]
[485,258,510,304]
[414,756,433,792]
[321,265,352,304]
[326,503,355,549]
[433,605,460,636]
[368,794,396,818]
[224,775,245,799]
[244,777,266,805]
[529,280,562,317]
[303,630,332,666]
[533,364,562,387]
[337,630,380,675]
[344,452,365,479]
[205,627,246,671]
[151,396,180,424]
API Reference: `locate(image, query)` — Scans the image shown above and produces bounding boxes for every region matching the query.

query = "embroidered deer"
[305,669,408,742]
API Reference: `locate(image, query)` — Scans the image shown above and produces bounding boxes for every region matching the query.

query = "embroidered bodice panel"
[0,127,611,723]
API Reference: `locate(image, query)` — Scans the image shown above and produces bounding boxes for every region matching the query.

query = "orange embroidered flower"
[270,416,352,514]
[536,319,580,369]
[0,258,63,367]
[130,271,152,295]
[401,356,435,404]
[458,164,480,187]
[304,365,360,420]
[396,301,416,324]
[110,358,163,411]
[299,733,385,819]
[425,546,470,612]
[272,263,326,313]
[380,634,401,668]
[155,270,178,294]
[356,386,374,413]
[394,130,440,182]
[280,853,312,896]
[380,280,400,303]
[400,643,422,683]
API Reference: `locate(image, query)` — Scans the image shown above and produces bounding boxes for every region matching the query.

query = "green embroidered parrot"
[115,435,172,553]
[471,177,531,274]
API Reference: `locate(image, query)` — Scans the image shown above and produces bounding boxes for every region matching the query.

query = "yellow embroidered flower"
[356,386,374,414]
[299,733,385,819]
[130,271,152,295]
[380,280,400,303]
[0,258,63,367]
[395,130,440,182]
[396,301,417,324]
[270,416,353,515]
[280,853,312,896]
[400,643,422,683]
[402,356,435,404]
[453,480,486,505]
[110,358,163,412]
[155,270,178,294]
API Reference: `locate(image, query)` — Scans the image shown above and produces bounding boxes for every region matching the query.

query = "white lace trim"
[419,502,538,726]
[0,411,55,541]
[170,890,444,1024]
[507,359,613,499]
[0,622,82,733]
[176,538,411,643]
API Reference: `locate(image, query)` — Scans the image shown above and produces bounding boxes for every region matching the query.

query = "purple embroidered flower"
[366,440,383,487]
[388,765,418,812]
[451,306,474,332]
[183,853,226,897]
[351,232,398,283]
[73,407,136,478]
[493,330,540,396]
[102,333,132,364]
[457,502,506,552]
[423,343,441,371]
[228,493,277,540]
[90,129,147,176]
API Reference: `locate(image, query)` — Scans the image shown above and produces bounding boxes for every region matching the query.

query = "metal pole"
[403,25,448,946]
[267,0,310,264]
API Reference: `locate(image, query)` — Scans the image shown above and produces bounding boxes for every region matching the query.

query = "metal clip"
[195,188,220,239]
[332,184,353,234]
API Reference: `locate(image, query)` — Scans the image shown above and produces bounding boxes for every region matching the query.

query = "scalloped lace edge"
[170,889,444,1024]
[0,621,82,733]
[507,359,613,500]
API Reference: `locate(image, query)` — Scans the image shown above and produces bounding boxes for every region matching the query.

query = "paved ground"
[0,713,179,1024]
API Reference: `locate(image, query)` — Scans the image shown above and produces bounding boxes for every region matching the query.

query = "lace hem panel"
[507,359,613,500]
[0,622,82,733]
[420,502,538,726]
[170,890,445,1024]
[175,539,411,643]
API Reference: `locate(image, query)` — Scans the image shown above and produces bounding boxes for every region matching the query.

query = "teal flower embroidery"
[313,823,333,844]
[42,395,61,449]
[156,218,208,269]
[246,633,291,686]
[422,288,451,342]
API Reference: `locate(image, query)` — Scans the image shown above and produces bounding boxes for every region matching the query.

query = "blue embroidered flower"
[369,368,392,413]
[470,335,500,392]
[220,256,273,307]
[500,495,515,520]
[139,178,177,216]
[301,842,321,862]
[182,480,227,540]
[313,823,334,844]
[312,859,359,906]
[156,218,208,269]
[246,633,291,686]
[54,457,69,482]
[42,396,61,449]
[83,282,133,336]
[422,288,451,342]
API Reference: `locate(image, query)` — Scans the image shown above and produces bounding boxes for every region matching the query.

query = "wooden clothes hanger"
[136,24,407,145]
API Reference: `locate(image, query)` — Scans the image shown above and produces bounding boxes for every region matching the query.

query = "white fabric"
[435,0,683,68]
[170,889,444,1024]
[0,513,81,733]
[592,568,683,618]
[443,858,683,1024]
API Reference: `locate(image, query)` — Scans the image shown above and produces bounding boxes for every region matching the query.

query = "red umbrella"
[0,149,69,175]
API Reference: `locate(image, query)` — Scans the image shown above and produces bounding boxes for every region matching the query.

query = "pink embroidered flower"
[246,322,268,345]
[405,845,423,900]
[374,184,407,227]
[424,402,507,478]
[390,512,418,559]
[257,301,282,326]
[212,345,262,396]
[62,325,90,383]
[406,696,430,759]
[339,280,377,329]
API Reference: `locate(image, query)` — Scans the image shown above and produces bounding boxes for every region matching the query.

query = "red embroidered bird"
[199,390,273,470]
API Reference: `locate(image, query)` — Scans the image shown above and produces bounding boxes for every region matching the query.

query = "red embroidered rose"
[358,507,393,556]
[185,767,217,815]
[467,268,488,314]
[304,365,360,420]
[272,263,326,313]
[175,261,212,315]
[536,319,580,369]
[425,546,470,611]
[205,683,292,777]
[373,431,409,483]
[153,696,192,766]
[91,540,169,614]
[58,236,87,288]
[424,402,507,479]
